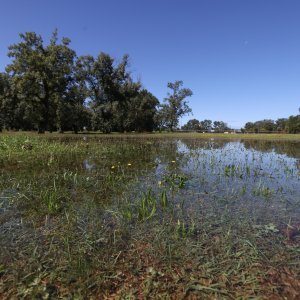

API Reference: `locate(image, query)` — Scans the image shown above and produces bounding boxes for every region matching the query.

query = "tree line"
[0,30,192,133]
[181,119,230,132]
[244,110,300,133]
[182,110,300,134]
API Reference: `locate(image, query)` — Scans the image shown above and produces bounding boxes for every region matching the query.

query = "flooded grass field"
[1,134,300,299]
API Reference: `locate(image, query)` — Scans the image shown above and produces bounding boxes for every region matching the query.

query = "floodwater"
[1,138,300,217]
[1,136,300,298]
[77,137,300,224]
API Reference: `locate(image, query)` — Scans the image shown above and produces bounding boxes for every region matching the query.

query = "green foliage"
[163,173,188,190]
[124,89,159,132]
[224,164,236,177]
[137,189,157,221]
[200,119,213,131]
[4,30,80,132]
[181,118,200,130]
[157,80,193,131]
[213,120,230,132]
[182,119,230,132]
[77,53,158,133]
[286,115,300,133]
[244,119,276,133]
[40,189,65,215]
[160,190,168,208]
[0,31,161,133]
[244,115,300,134]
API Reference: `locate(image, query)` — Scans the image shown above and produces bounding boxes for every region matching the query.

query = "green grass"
[1,130,300,141]
[0,133,300,299]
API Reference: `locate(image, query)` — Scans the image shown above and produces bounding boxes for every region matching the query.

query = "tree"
[56,79,91,133]
[46,30,78,132]
[5,30,77,133]
[213,121,229,132]
[244,122,255,132]
[181,119,200,131]
[285,108,300,133]
[244,120,275,133]
[200,119,213,132]
[77,53,141,132]
[257,119,275,132]
[286,115,300,133]
[159,80,192,131]
[275,118,287,132]
[123,89,159,132]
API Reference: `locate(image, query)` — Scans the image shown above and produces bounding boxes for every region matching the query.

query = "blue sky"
[1,0,300,128]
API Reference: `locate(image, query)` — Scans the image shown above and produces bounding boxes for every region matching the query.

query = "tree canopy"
[243,114,300,134]
[157,80,193,131]
[0,30,164,133]
[181,119,230,132]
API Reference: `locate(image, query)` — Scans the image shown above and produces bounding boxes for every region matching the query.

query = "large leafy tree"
[275,118,288,132]
[181,118,201,130]
[244,122,255,132]
[5,30,77,132]
[200,119,213,131]
[159,80,193,131]
[244,119,276,133]
[77,53,141,132]
[76,53,115,132]
[213,121,229,132]
[124,89,159,132]
[286,115,300,133]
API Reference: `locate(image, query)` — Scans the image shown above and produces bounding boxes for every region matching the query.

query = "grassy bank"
[1,130,300,141]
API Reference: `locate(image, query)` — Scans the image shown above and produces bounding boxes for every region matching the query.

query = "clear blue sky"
[1,0,300,128]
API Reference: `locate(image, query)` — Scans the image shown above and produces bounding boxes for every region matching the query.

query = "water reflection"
[83,159,96,171]
[111,138,300,223]
[46,135,300,158]
[180,139,230,151]
[242,139,300,159]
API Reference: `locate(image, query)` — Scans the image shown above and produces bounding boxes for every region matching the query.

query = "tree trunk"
[38,127,45,134]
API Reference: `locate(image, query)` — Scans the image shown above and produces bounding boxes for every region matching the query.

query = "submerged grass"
[0,134,300,299]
